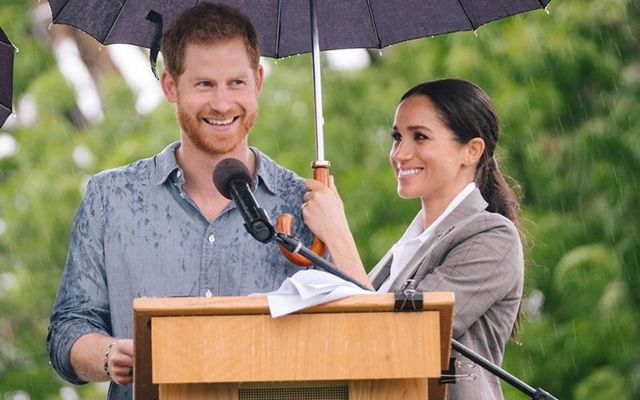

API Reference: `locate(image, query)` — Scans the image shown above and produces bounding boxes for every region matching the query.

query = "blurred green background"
[1,0,639,398]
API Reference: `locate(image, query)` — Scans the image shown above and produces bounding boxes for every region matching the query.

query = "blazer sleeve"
[416,214,524,338]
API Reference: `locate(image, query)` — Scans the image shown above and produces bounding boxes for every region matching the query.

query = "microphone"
[213,158,275,243]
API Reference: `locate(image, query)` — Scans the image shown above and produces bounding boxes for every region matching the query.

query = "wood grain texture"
[151,311,440,383]
[350,378,429,400]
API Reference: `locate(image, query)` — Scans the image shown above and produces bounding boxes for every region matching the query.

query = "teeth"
[398,168,421,177]
[204,117,235,126]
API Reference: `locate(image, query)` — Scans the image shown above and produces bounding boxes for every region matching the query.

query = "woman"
[302,79,524,400]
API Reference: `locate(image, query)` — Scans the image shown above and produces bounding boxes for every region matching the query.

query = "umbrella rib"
[50,1,70,21]
[364,0,382,48]
[536,0,549,9]
[455,0,477,31]
[275,0,282,57]
[103,0,132,44]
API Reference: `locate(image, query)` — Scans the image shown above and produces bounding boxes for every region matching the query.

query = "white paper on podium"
[259,269,373,317]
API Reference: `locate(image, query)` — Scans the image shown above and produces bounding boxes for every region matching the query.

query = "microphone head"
[212,158,253,199]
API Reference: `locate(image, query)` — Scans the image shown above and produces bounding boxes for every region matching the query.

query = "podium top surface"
[133,292,454,316]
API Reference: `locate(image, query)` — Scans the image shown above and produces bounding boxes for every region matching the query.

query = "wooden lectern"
[133,292,454,400]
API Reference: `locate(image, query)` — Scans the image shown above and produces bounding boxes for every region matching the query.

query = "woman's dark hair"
[401,78,523,340]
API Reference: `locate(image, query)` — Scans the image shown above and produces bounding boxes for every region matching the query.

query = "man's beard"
[177,104,257,156]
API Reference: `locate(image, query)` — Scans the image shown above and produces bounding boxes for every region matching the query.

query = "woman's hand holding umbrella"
[301,177,372,289]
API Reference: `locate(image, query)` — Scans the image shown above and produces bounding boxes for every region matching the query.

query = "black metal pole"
[451,339,558,400]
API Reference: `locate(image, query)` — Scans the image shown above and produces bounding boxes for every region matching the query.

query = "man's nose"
[208,88,233,113]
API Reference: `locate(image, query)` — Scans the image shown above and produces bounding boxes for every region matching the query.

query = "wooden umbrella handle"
[276,162,329,266]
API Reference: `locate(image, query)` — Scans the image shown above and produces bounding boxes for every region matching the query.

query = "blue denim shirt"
[47,142,311,399]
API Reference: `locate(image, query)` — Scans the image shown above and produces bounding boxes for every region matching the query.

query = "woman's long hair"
[401,79,523,340]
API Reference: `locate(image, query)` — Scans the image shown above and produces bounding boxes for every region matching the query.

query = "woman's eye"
[414,132,428,141]
[391,132,402,141]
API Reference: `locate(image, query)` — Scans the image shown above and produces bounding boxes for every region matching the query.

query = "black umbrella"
[0,26,14,127]
[49,0,551,264]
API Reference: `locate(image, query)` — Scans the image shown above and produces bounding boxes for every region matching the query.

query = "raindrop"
[473,29,478,37]
[13,45,19,53]
[47,22,53,30]
[378,50,383,56]
[544,6,550,15]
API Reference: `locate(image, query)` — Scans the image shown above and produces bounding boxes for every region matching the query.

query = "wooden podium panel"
[134,292,454,400]
[152,312,440,383]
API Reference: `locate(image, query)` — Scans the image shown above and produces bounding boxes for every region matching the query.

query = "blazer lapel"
[368,249,393,290]
[385,188,489,292]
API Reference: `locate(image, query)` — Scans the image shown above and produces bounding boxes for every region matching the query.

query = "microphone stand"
[274,232,373,291]
[273,233,558,400]
[450,339,558,400]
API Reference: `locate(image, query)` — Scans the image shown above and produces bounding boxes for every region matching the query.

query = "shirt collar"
[251,147,279,195]
[398,181,477,244]
[153,142,278,195]
[154,142,181,185]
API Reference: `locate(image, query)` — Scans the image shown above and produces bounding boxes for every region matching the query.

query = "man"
[47,4,311,398]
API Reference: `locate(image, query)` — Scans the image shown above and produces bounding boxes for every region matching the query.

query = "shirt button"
[207,234,215,244]
[179,191,186,199]
[176,170,182,178]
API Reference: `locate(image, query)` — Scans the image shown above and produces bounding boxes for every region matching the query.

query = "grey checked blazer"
[369,188,524,400]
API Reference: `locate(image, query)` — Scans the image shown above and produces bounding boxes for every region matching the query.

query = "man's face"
[162,38,264,156]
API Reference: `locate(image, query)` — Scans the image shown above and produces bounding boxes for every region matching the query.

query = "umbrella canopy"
[49,0,550,58]
[0,26,14,127]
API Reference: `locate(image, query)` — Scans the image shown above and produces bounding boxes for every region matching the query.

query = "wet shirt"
[47,142,310,399]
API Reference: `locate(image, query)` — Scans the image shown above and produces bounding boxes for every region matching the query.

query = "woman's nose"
[391,140,412,162]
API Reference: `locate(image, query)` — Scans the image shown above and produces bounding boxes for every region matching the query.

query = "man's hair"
[161,3,260,77]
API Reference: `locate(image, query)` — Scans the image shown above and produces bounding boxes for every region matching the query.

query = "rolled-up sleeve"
[47,177,111,384]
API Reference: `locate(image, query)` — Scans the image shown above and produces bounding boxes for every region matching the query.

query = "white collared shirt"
[377,182,476,292]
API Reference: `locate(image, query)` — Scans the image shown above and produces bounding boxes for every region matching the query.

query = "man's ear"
[465,137,486,165]
[161,70,178,103]
[254,64,265,94]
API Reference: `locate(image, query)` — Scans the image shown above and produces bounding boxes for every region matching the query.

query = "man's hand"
[70,333,135,384]
[106,339,134,385]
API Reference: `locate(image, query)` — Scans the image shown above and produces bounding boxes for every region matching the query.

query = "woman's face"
[389,95,475,203]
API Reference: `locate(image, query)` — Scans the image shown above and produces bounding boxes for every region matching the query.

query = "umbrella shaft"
[310,0,325,162]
